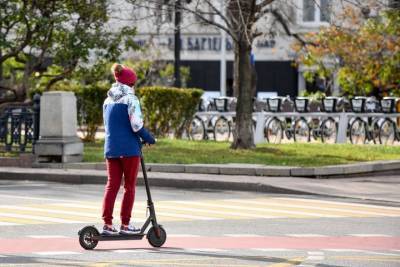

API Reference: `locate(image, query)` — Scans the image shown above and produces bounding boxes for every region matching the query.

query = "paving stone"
[146,163,185,173]
[185,165,220,174]
[219,166,256,176]
[255,167,291,177]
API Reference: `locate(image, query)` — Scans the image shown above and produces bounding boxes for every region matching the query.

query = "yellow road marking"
[267,257,304,267]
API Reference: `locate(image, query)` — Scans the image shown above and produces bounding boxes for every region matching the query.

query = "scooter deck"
[94,233,145,241]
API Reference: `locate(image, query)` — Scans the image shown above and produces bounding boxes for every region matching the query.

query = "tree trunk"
[233,47,239,97]
[231,40,255,149]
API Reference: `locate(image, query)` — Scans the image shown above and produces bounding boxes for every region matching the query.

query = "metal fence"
[190,111,400,145]
[0,94,40,153]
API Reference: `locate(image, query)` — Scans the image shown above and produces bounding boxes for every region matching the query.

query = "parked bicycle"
[188,97,217,141]
[264,96,296,144]
[319,97,349,144]
[378,97,400,145]
[292,97,323,143]
[212,97,236,141]
[349,96,382,144]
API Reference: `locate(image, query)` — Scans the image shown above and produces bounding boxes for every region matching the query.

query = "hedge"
[136,86,203,138]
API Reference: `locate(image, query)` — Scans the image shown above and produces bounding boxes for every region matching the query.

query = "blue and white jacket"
[103,82,155,158]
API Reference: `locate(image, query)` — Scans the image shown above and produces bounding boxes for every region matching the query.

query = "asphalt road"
[0,180,399,267]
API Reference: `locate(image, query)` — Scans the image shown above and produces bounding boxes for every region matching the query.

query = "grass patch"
[84,139,400,167]
[0,151,20,157]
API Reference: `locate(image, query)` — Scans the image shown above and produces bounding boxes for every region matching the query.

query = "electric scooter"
[78,148,167,250]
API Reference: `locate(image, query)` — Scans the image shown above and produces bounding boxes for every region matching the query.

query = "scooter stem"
[140,154,153,205]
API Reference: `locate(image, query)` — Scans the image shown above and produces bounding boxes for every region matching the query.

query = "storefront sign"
[134,35,276,51]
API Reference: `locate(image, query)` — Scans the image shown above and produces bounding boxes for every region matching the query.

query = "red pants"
[102,156,140,225]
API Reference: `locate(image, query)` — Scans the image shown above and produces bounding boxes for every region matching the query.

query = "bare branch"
[269,9,308,46]
[255,0,276,13]
[203,0,232,29]
[177,1,239,42]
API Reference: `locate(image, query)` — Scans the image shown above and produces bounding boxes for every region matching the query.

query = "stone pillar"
[34,91,83,163]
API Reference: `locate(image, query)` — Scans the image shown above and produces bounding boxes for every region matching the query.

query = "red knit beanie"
[112,63,137,86]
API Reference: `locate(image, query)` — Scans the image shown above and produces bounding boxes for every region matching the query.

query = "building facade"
[113,0,393,97]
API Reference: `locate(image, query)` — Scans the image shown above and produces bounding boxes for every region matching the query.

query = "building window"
[301,0,331,24]
[389,0,400,9]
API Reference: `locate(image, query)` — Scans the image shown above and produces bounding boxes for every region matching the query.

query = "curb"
[1,167,399,203]
[32,160,400,178]
[0,168,308,195]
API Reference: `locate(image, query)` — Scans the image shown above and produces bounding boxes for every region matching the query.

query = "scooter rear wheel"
[147,226,167,247]
[79,226,99,250]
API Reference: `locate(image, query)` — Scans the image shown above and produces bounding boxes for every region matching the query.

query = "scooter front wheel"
[147,226,167,247]
[79,226,99,250]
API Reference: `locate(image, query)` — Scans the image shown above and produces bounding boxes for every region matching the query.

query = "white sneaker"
[120,224,141,235]
[101,225,119,235]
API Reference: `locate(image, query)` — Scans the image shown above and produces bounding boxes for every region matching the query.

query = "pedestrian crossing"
[0,197,399,226]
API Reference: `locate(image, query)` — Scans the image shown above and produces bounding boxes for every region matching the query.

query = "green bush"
[75,82,109,142]
[137,86,203,137]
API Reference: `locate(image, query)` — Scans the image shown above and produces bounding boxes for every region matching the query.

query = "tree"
[129,0,303,149]
[0,0,137,103]
[293,4,400,97]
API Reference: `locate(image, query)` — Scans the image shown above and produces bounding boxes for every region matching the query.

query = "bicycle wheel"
[189,116,206,141]
[213,116,231,141]
[293,117,310,143]
[379,119,396,145]
[350,118,366,144]
[321,117,337,144]
[371,120,381,144]
[265,117,283,144]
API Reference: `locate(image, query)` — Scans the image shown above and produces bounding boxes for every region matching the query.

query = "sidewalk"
[1,166,399,203]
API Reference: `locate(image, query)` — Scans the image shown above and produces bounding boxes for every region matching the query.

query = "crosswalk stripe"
[348,234,392,237]
[184,248,227,252]
[52,201,266,220]
[359,251,400,256]
[224,234,263,237]
[48,203,100,210]
[156,204,281,219]
[0,209,98,223]
[0,194,98,205]
[0,196,397,227]
[167,200,345,218]
[322,249,364,252]
[33,251,82,256]
[252,248,298,252]
[168,234,201,237]
[0,205,100,218]
[224,199,399,217]
[0,222,20,226]
[155,211,219,220]
[287,234,328,237]
[49,203,200,222]
[0,212,84,224]
[0,216,41,225]
[27,235,68,239]
[52,202,146,210]
[112,249,150,253]
[275,197,400,213]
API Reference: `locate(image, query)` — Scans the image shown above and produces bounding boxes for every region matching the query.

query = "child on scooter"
[102,63,155,235]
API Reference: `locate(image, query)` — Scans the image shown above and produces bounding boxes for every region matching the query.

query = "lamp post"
[174,0,181,88]
[219,0,226,96]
